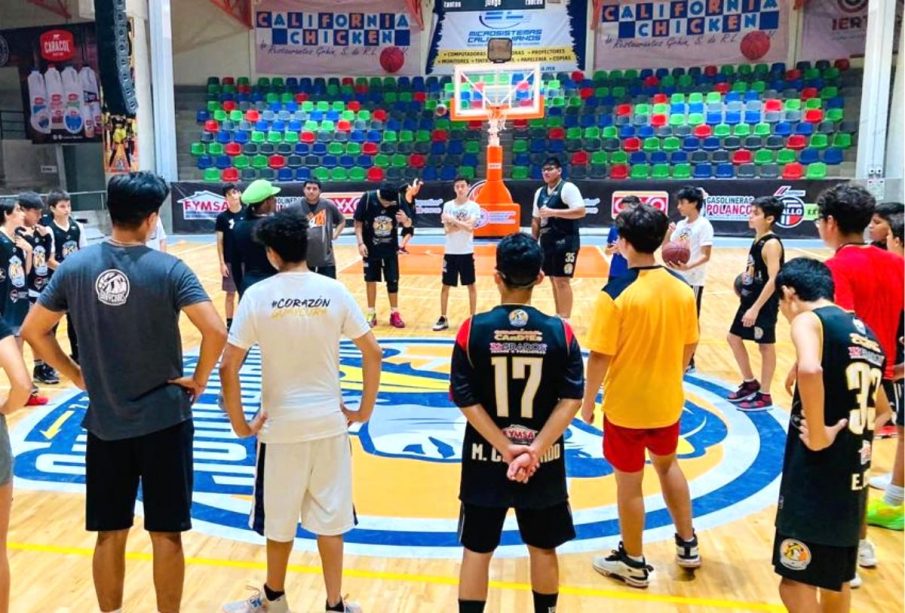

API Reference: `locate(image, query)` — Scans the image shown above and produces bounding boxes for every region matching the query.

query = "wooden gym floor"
[4,237,902,612]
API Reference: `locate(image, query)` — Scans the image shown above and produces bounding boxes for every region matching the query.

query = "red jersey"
[825,244,904,379]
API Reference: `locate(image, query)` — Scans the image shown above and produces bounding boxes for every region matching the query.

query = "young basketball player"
[46,191,84,364]
[22,172,226,613]
[867,202,904,249]
[606,195,640,282]
[398,179,422,254]
[300,179,345,279]
[353,182,413,328]
[665,186,714,373]
[220,209,382,613]
[433,176,480,331]
[531,157,586,320]
[773,257,890,613]
[231,179,280,297]
[450,232,584,613]
[727,196,785,411]
[582,204,700,588]
[215,183,244,329]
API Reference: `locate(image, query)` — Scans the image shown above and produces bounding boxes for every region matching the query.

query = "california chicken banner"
[593,0,790,70]
[426,0,587,75]
[254,0,423,76]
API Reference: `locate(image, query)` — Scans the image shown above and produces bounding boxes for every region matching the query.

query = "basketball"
[379,46,405,74]
[662,241,691,265]
[740,31,771,61]
[734,273,745,297]
[435,102,448,117]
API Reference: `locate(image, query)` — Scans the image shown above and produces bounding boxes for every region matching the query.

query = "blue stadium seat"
[693,163,713,178]
[715,163,735,178]
[823,148,844,165]
[799,148,820,164]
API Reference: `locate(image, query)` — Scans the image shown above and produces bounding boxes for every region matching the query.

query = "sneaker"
[327,597,362,613]
[684,364,696,375]
[736,392,773,412]
[432,316,449,331]
[866,498,904,531]
[367,313,377,328]
[26,391,49,406]
[870,473,892,490]
[877,424,898,438]
[389,311,405,329]
[675,532,701,569]
[36,364,60,385]
[850,573,862,589]
[857,539,877,568]
[223,586,290,613]
[591,542,653,588]
[727,380,760,403]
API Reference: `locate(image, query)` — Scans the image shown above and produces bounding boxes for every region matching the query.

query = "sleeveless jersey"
[450,305,584,508]
[0,232,29,326]
[50,218,81,262]
[739,233,784,306]
[776,306,885,547]
[536,181,580,241]
[21,227,53,297]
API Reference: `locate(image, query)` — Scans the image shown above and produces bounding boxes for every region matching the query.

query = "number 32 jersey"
[450,305,585,509]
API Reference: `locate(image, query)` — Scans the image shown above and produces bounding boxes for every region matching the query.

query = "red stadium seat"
[570,151,589,166]
[571,70,585,83]
[651,114,667,127]
[222,100,237,112]
[225,142,242,156]
[764,99,782,112]
[579,87,594,99]
[801,87,819,100]
[204,119,219,133]
[221,76,235,85]
[548,127,566,140]
[431,129,449,142]
[615,103,632,117]
[367,166,385,181]
[782,162,804,179]
[732,149,753,165]
[346,100,361,112]
[834,58,850,71]
[362,141,378,155]
[268,155,286,169]
[300,131,316,144]
[785,69,802,81]
[652,93,668,104]
[693,124,713,138]
[804,109,824,123]
[643,75,659,88]
[336,120,351,131]
[245,109,260,122]
[786,134,807,150]
[294,92,308,103]
[713,82,730,94]
[413,91,426,102]
[704,65,718,76]
[221,167,239,182]
[622,137,641,152]
[372,109,388,122]
[610,164,629,180]
[468,120,484,131]
[409,153,426,168]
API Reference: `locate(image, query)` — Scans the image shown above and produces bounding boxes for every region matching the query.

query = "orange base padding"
[473,143,521,237]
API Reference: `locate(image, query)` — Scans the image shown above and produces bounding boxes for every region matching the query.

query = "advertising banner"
[594,0,790,71]
[254,0,423,76]
[0,22,102,144]
[799,0,902,61]
[426,0,587,74]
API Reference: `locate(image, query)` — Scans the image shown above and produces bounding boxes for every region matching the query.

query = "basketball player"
[665,186,714,372]
[398,179,422,254]
[46,191,84,364]
[146,217,167,252]
[19,194,58,384]
[22,172,226,613]
[220,209,381,613]
[867,201,904,249]
[727,196,785,411]
[215,183,244,329]
[300,179,345,279]
[433,176,480,331]
[582,204,700,588]
[605,195,640,282]
[530,157,586,320]
[231,179,280,297]
[353,181,413,328]
[772,257,890,613]
[450,232,584,613]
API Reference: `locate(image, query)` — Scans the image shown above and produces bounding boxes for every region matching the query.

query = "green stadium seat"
[602,126,618,139]
[804,98,822,110]
[283,131,299,144]
[458,166,475,180]
[713,124,731,138]
[267,131,282,144]
[328,142,344,155]
[670,93,686,105]
[784,99,801,111]
[512,139,528,154]
[611,151,629,165]
[511,166,529,180]
[642,137,660,152]
[669,114,687,127]
[705,92,722,105]
[754,123,772,136]
[251,131,265,144]
[754,150,774,165]
[809,134,829,149]
[733,124,751,137]
[662,136,681,152]
[672,163,692,179]
[590,151,607,165]
[583,126,601,139]
[330,167,347,181]
[349,167,366,181]
[313,167,329,181]
[688,113,705,126]
[820,86,838,100]
[208,142,224,156]
[630,164,651,179]
[374,154,390,168]
[465,141,481,154]
[203,168,220,182]
[806,162,827,179]
[233,155,249,169]
[776,149,797,164]
[652,164,670,179]
[825,108,844,122]
[252,154,268,169]
[190,142,205,156]
[832,133,852,149]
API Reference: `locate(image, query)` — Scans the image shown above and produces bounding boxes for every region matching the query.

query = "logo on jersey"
[779,539,812,570]
[509,309,529,328]
[8,255,25,288]
[95,269,130,306]
[11,339,787,558]
[61,240,79,259]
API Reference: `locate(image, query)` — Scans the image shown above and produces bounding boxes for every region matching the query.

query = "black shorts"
[442,254,476,287]
[85,420,194,533]
[729,300,779,344]
[458,501,575,553]
[363,254,400,287]
[401,226,414,237]
[540,235,580,278]
[882,379,904,427]
[311,265,337,279]
[772,531,857,591]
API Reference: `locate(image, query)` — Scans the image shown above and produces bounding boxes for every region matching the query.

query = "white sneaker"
[857,539,877,568]
[850,573,862,589]
[223,586,290,613]
[592,542,653,588]
[870,472,892,490]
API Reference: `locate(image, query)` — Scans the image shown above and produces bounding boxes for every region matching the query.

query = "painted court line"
[8,541,783,611]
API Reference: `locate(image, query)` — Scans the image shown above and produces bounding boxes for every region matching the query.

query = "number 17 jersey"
[450,305,585,509]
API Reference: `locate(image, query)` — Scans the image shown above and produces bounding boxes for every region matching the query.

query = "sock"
[264,584,285,601]
[627,553,644,563]
[458,600,485,613]
[326,598,345,612]
[744,378,756,383]
[390,307,399,314]
[367,308,375,316]
[884,483,905,506]
[102,609,122,613]
[34,358,44,367]
[532,591,558,613]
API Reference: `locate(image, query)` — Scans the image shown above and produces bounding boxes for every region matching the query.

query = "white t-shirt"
[443,199,481,255]
[145,218,167,251]
[228,271,371,444]
[669,216,714,287]
[531,181,584,217]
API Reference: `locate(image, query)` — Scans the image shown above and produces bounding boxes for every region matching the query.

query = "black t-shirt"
[353,190,413,258]
[0,232,29,327]
[450,304,585,508]
[739,233,785,308]
[20,226,54,297]
[230,212,276,293]
[49,218,82,262]
[536,180,580,241]
[214,207,245,265]
[776,306,885,546]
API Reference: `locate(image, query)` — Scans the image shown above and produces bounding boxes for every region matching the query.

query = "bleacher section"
[181,59,859,183]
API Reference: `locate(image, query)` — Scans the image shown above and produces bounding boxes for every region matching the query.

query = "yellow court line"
[9,541,783,612]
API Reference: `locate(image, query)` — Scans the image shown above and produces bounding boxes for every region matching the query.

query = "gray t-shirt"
[39,242,210,441]
[300,198,344,267]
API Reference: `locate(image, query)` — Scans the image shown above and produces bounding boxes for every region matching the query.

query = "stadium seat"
[805,162,827,179]
[782,162,804,179]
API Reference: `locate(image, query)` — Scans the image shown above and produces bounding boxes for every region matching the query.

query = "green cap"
[240,179,281,205]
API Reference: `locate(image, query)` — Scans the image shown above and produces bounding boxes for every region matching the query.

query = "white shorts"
[249,432,356,541]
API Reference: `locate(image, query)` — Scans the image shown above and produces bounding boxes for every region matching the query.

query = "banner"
[426,0,587,74]
[0,23,102,144]
[171,180,833,239]
[799,0,902,61]
[594,0,790,70]
[254,0,423,76]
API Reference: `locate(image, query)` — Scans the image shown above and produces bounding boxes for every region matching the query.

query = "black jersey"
[20,226,53,297]
[535,180,580,241]
[49,218,82,262]
[230,212,276,295]
[353,190,413,258]
[776,306,886,547]
[450,305,584,509]
[739,233,785,306]
[214,207,245,265]
[0,232,29,327]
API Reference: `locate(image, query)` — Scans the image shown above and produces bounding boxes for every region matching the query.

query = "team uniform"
[22,227,54,303]
[300,197,344,279]
[49,217,85,361]
[586,266,699,471]
[0,231,30,335]
[533,181,583,278]
[230,211,277,296]
[773,306,885,590]
[441,199,481,287]
[214,207,244,293]
[450,305,584,552]
[353,190,413,293]
[730,233,785,344]
[228,271,371,540]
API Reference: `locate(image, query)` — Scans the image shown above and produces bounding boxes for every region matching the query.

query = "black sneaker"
[727,379,760,403]
[592,542,653,588]
[675,532,701,569]
[34,364,60,385]
[432,316,449,331]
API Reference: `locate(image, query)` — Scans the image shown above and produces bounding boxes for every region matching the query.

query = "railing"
[0,109,26,140]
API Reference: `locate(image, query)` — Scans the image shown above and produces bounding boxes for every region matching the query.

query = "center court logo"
[11,339,787,558]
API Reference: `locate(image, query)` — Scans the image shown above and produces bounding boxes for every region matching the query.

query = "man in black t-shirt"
[215,183,244,329]
[19,193,58,384]
[773,258,890,611]
[449,232,584,613]
[300,179,344,279]
[353,182,413,328]
[232,179,278,297]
